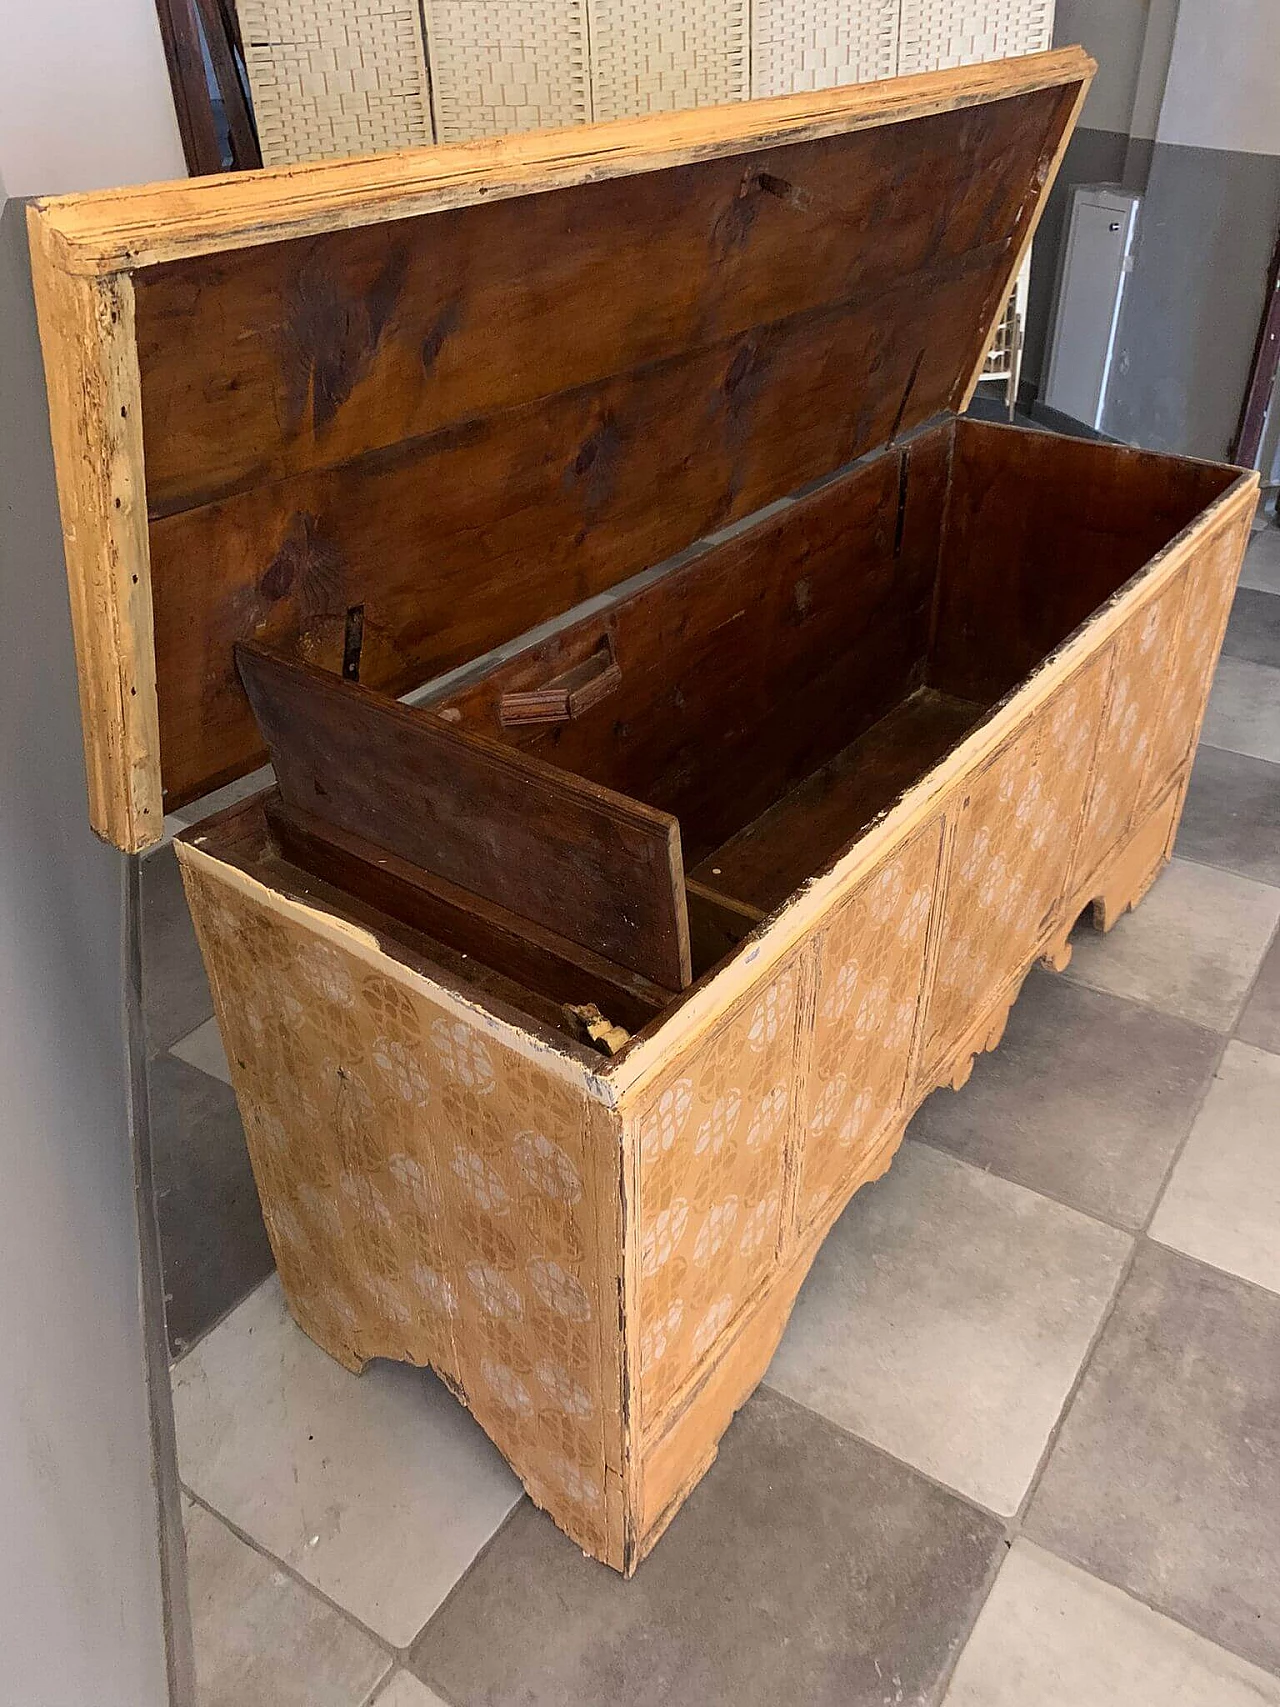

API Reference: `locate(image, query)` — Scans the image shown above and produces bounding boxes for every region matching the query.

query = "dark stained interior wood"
[183,795,599,1053]
[133,83,1083,808]
[928,418,1240,704]
[219,413,1242,1031]
[235,642,692,989]
[266,798,670,1031]
[435,423,954,866]
[689,687,984,912]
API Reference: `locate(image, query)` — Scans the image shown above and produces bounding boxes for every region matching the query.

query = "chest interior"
[118,50,1232,1052]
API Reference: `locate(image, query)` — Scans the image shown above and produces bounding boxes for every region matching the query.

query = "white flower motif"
[642,1199,689,1277]
[694,1088,742,1156]
[534,1359,595,1417]
[691,1295,736,1359]
[641,1300,684,1368]
[809,1074,847,1135]
[482,1359,533,1415]
[298,942,354,1006]
[388,1152,436,1213]
[746,1084,789,1149]
[748,972,795,1050]
[548,1454,599,1506]
[958,824,992,885]
[365,1275,411,1327]
[450,1147,510,1215]
[853,977,890,1040]
[431,1019,495,1092]
[298,1181,344,1241]
[411,1265,458,1316]
[898,885,932,944]
[339,1171,393,1230]
[869,860,906,910]
[738,1194,779,1258]
[882,997,917,1054]
[641,1080,692,1161]
[527,1257,592,1322]
[836,1086,874,1148]
[693,1198,739,1264]
[822,957,860,1023]
[371,1035,430,1106]
[465,1262,523,1318]
[512,1130,582,1202]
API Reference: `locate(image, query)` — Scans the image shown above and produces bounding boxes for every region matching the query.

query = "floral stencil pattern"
[925,653,1111,1069]
[635,955,803,1427]
[799,822,941,1229]
[178,864,617,1560]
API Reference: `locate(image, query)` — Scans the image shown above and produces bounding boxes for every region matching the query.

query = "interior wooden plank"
[182,795,596,1050]
[235,642,692,989]
[134,89,1069,515]
[435,423,954,865]
[928,418,1242,704]
[689,686,987,913]
[266,798,671,1029]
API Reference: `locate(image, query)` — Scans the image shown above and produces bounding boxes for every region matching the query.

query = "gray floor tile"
[151,1053,273,1358]
[171,1015,232,1085]
[943,1541,1280,1706]
[1026,1242,1280,1674]
[1062,858,1280,1030]
[1239,525,1280,595]
[1222,586,1280,669]
[1177,744,1280,888]
[173,1276,521,1647]
[765,1143,1130,1515]
[1237,931,1280,1054]
[412,1386,1003,1707]
[375,1674,450,1707]
[185,1497,389,1707]
[1149,1041,1280,1295]
[910,972,1219,1230]
[1201,656,1280,764]
[142,844,214,1054]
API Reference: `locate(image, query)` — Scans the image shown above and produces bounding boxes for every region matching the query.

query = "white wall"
[1,4,186,1703]
[1156,0,1280,156]
[0,0,184,196]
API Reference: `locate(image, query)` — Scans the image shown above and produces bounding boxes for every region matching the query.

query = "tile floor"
[147,519,1280,1706]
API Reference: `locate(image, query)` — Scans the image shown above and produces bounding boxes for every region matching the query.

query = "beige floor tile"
[765,1143,1130,1515]
[943,1541,1280,1705]
[1063,858,1280,1030]
[1150,1041,1280,1294]
[185,1498,389,1707]
[374,1672,451,1707]
[173,1276,521,1645]
[170,1016,232,1084]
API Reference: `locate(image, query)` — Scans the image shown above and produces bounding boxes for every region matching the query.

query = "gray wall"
[1029,0,1279,460]
[0,4,188,1701]
[0,195,172,1707]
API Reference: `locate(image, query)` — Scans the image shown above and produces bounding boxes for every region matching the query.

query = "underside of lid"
[29,48,1092,849]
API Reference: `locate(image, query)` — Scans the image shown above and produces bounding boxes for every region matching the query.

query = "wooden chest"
[30,47,1256,1574]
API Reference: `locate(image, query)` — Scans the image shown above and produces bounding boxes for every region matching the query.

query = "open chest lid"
[29,47,1092,853]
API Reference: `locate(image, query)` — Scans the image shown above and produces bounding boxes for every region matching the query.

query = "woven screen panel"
[237,0,434,164]
[897,0,1053,72]
[751,0,898,98]
[587,0,748,121]
[424,0,592,139]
